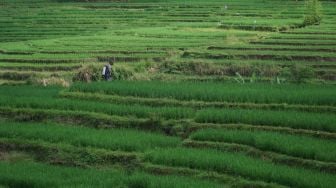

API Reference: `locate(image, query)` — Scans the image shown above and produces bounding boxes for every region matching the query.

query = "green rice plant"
[126,171,225,188]
[205,48,336,58]
[190,128,336,162]
[195,108,336,132]
[0,137,139,168]
[69,81,336,106]
[145,147,336,188]
[0,106,165,131]
[0,95,195,120]
[0,161,124,188]
[0,121,180,152]
[0,85,60,98]
[252,39,336,46]
[60,91,336,113]
[0,161,224,188]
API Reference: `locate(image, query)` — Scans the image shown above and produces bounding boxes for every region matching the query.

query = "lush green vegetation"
[190,128,336,162]
[1,0,336,84]
[70,81,336,106]
[1,0,335,187]
[0,95,195,119]
[195,108,336,132]
[145,148,336,188]
[1,83,335,187]
[303,0,322,26]
[0,161,224,188]
[0,121,180,152]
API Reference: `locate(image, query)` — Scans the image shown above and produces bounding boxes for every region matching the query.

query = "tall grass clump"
[303,0,322,26]
[190,128,336,162]
[0,121,180,152]
[145,148,336,188]
[195,108,336,132]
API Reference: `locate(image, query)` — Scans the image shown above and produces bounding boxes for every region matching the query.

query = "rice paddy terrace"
[0,0,336,83]
[1,82,336,187]
[1,0,336,187]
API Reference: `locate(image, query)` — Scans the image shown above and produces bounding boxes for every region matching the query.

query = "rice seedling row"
[145,147,336,188]
[69,81,336,106]
[189,128,336,162]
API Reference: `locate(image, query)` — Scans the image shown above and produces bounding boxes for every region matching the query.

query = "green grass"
[190,128,336,162]
[0,121,180,152]
[145,147,336,188]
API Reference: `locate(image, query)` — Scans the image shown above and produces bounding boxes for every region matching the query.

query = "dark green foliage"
[289,64,315,83]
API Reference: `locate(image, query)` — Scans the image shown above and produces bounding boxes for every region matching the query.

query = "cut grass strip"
[145,147,336,188]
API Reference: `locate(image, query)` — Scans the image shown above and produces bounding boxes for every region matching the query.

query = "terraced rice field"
[0,82,335,187]
[1,0,336,187]
[0,0,336,83]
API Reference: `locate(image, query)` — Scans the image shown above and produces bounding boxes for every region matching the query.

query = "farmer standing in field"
[102,62,112,81]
